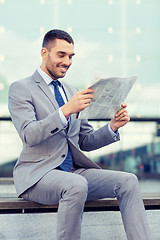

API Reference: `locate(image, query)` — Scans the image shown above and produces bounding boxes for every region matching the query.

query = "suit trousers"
[21,168,151,240]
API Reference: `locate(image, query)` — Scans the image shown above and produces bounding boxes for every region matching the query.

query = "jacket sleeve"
[78,119,120,151]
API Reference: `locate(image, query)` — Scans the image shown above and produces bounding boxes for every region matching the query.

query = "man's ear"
[41,48,48,60]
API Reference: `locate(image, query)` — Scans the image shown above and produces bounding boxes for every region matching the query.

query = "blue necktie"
[52,81,73,171]
[52,81,65,107]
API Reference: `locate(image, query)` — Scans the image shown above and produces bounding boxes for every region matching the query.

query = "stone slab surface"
[0,210,160,240]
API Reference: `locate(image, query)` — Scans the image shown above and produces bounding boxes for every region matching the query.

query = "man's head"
[41,29,75,80]
[42,29,74,50]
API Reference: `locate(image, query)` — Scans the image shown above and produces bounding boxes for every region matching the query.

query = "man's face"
[42,39,75,80]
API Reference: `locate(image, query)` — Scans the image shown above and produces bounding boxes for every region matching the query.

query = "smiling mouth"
[59,66,69,73]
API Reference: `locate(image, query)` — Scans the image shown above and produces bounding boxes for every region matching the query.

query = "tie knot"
[52,81,59,88]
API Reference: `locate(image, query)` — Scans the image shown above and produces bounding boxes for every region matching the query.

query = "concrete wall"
[0,210,159,240]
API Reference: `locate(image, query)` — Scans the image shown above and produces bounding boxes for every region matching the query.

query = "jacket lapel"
[32,70,59,109]
[61,81,73,101]
[32,70,76,128]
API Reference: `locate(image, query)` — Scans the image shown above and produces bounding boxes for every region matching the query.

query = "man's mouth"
[59,66,68,73]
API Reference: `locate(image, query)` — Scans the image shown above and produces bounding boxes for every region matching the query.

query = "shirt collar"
[37,67,62,87]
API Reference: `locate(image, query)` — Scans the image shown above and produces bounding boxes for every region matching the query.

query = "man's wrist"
[109,122,118,133]
[108,122,118,140]
[59,108,68,127]
[61,103,72,119]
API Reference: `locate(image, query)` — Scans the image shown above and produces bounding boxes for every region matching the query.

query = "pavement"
[0,210,160,240]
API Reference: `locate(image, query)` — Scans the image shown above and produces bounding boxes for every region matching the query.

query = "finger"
[77,95,93,106]
[117,116,130,122]
[115,111,129,121]
[82,97,93,104]
[115,108,128,118]
[120,116,130,122]
[121,102,127,108]
[115,104,127,117]
[77,91,95,101]
[79,99,92,110]
[83,94,94,99]
[80,88,95,95]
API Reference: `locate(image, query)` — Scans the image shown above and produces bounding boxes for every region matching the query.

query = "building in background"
[0,0,160,179]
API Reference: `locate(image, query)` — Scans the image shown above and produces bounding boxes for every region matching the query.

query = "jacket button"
[61,154,65,158]
[51,127,59,134]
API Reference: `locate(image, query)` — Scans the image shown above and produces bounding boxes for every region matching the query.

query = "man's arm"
[78,103,130,152]
[8,81,64,147]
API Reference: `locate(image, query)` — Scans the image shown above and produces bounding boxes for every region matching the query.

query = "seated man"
[8,29,151,240]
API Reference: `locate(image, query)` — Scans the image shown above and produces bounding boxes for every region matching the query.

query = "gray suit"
[8,70,151,240]
[8,70,117,197]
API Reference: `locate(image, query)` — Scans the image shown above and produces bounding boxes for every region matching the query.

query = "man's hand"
[61,88,95,119]
[110,103,130,132]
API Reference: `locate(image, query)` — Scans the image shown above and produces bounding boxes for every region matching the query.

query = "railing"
[1,116,160,122]
[0,117,160,178]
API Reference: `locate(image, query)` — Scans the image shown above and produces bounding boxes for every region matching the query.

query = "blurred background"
[0,0,160,193]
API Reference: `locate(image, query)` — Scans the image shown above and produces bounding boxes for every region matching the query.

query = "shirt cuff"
[58,108,68,127]
[107,122,118,141]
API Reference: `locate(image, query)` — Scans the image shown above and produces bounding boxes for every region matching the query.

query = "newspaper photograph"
[78,75,137,119]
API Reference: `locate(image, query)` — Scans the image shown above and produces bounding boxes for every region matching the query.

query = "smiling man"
[8,29,151,240]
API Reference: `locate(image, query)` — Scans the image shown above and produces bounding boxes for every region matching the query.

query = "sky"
[0,0,160,117]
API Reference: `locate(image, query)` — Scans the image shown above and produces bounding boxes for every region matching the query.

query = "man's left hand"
[110,103,130,132]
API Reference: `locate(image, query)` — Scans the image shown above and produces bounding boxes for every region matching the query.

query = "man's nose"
[62,56,72,66]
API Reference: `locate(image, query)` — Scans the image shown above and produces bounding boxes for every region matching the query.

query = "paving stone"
[0,211,160,240]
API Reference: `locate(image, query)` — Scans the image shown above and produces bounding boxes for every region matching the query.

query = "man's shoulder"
[10,70,39,88]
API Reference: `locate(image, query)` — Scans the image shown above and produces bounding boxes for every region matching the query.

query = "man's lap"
[71,168,136,201]
[21,167,135,204]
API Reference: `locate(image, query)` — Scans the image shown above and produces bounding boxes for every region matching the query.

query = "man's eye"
[58,54,65,58]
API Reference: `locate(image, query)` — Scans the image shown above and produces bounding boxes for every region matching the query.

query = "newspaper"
[78,75,137,119]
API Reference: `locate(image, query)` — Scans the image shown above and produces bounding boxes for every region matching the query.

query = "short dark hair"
[42,29,74,49]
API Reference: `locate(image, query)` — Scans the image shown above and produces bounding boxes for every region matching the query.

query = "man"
[8,29,151,240]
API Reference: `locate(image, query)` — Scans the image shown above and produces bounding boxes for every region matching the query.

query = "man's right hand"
[61,88,95,119]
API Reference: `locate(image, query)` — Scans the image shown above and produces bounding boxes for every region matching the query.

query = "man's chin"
[46,67,66,79]
[51,73,66,80]
[58,72,66,78]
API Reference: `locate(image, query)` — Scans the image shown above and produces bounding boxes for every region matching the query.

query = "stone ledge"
[0,193,160,214]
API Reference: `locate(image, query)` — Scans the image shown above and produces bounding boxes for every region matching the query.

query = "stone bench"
[0,193,160,214]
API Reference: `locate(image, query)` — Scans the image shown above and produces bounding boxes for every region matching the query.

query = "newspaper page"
[78,75,137,119]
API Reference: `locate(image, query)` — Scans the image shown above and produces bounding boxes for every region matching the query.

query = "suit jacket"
[8,70,120,196]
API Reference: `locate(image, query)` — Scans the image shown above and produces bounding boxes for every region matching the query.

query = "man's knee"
[123,173,139,193]
[69,176,88,200]
[115,172,139,198]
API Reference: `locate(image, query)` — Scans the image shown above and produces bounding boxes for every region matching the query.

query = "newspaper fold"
[78,75,137,119]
